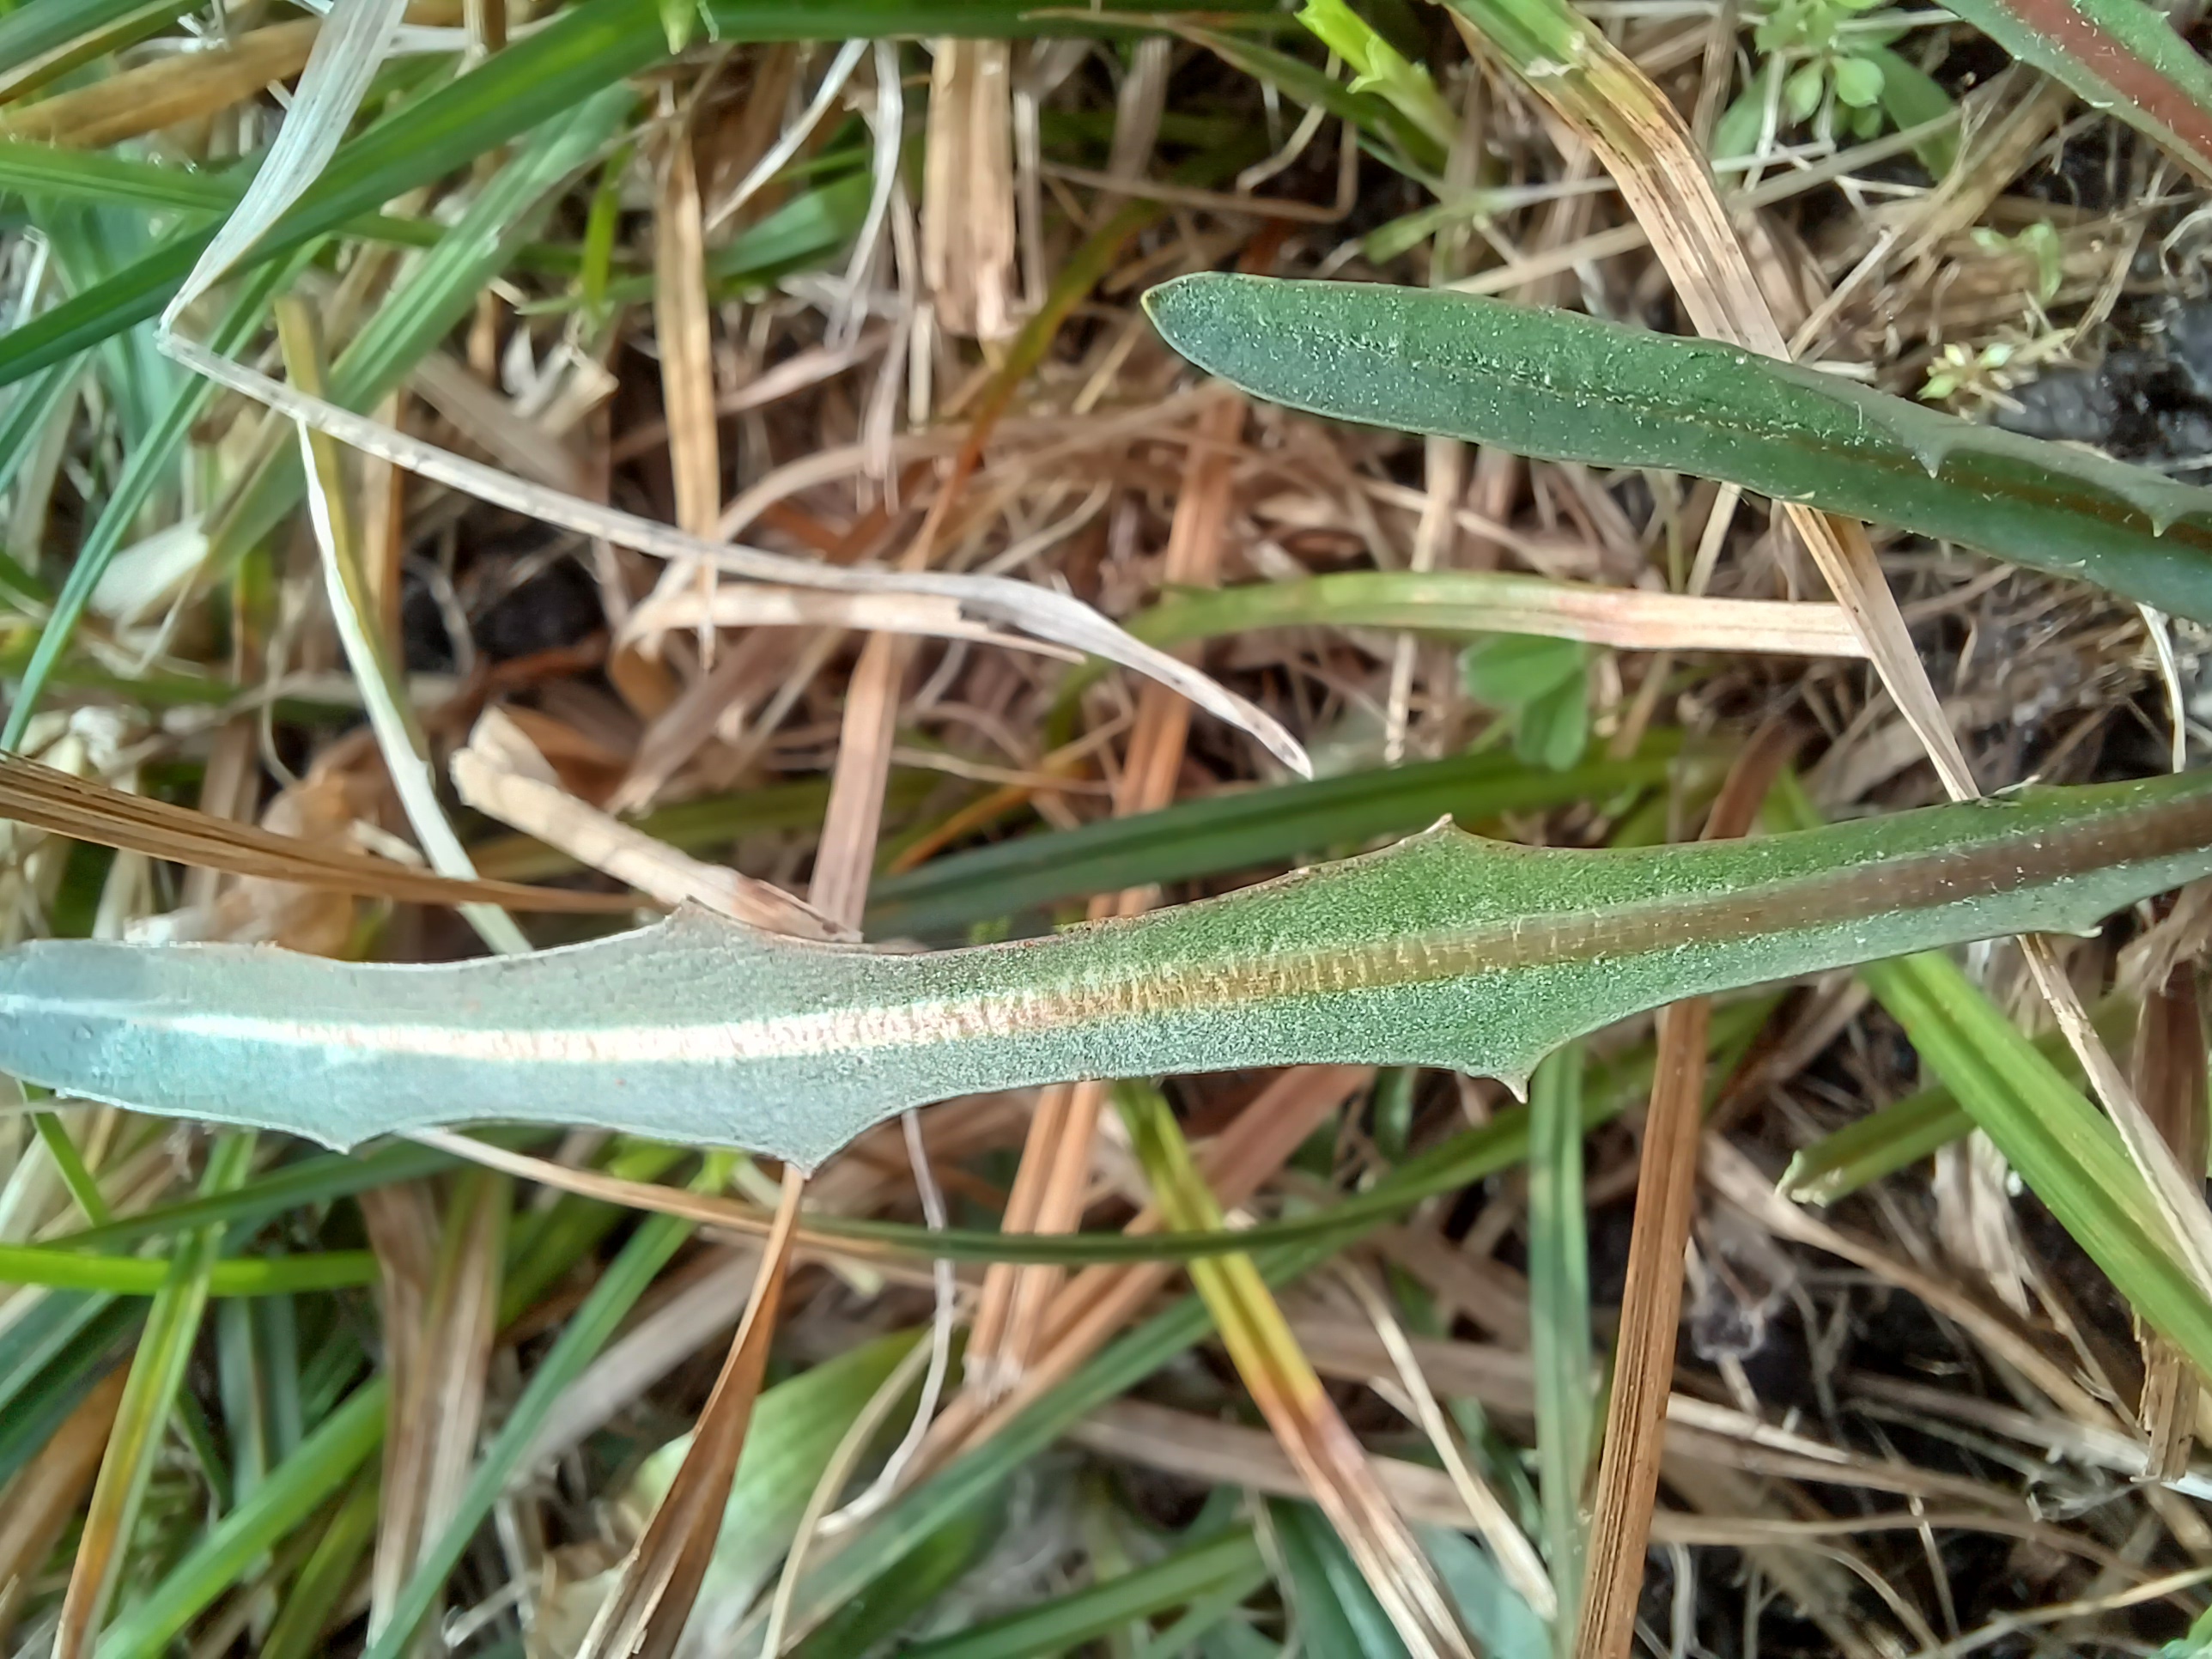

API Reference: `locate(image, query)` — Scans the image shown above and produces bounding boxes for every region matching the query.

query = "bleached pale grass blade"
[706,39,868,231]
[157,331,1308,777]
[451,708,844,939]
[163,0,407,326]
[614,582,1086,661]
[276,300,529,957]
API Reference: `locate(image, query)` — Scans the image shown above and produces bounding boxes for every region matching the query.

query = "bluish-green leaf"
[3,772,2212,1171]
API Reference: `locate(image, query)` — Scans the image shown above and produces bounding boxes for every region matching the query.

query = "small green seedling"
[1713,0,1955,175]
[1459,635,1591,771]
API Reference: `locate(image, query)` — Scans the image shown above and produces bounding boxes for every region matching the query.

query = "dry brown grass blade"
[1576,720,1802,1659]
[574,1165,805,1659]
[2132,946,2208,1480]
[0,1364,126,1648]
[0,20,322,148]
[923,40,1019,342]
[0,749,640,914]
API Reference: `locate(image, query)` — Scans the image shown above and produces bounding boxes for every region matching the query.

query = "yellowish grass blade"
[1117,1081,1475,1659]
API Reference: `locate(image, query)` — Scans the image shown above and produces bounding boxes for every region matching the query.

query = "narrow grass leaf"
[867,744,1686,939]
[0,0,200,103]
[257,1471,380,1659]
[164,0,406,325]
[92,1380,387,1659]
[1526,1048,1591,1646]
[58,1133,253,1659]
[897,1528,1267,1659]
[0,1243,373,1296]
[1781,999,2132,1204]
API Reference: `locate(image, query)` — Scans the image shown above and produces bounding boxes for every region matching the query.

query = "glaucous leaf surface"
[1,774,2210,1167]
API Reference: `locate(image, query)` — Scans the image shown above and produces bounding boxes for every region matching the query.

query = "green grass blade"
[896,1525,1266,1659]
[33,1109,111,1224]
[256,1471,380,1659]
[1781,995,2132,1204]
[1146,272,2212,626]
[616,1328,922,1628]
[0,0,199,101]
[5,772,2212,1170]
[1526,1047,1590,1647]
[785,1493,1004,1659]
[65,1132,253,1653]
[1853,951,2212,1375]
[0,139,593,268]
[866,744,1686,937]
[1269,1499,1411,1658]
[0,1242,374,1295]
[0,0,190,68]
[93,1379,388,1659]
[1771,777,2212,1379]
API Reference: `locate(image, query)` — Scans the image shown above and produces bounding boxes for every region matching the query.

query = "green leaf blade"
[1142,272,2212,624]
[3,773,2212,1170]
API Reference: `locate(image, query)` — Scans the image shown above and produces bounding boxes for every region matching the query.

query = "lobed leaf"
[3,775,2212,1170]
[1144,272,2212,625]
